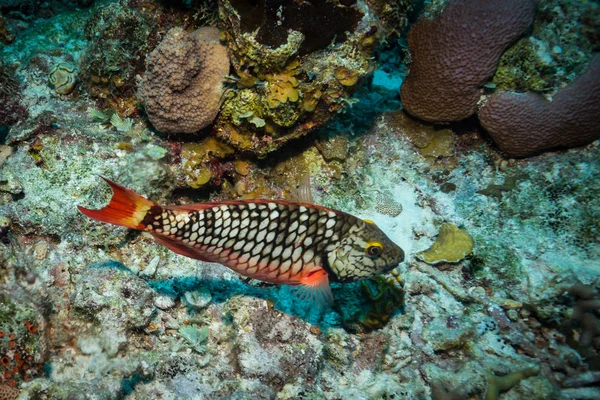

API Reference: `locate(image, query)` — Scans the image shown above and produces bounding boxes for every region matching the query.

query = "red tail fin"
[78,177,156,230]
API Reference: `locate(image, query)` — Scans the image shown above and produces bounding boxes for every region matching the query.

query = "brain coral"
[137,27,230,134]
[477,54,600,158]
[400,0,536,122]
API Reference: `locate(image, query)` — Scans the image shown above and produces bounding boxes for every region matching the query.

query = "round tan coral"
[137,27,230,134]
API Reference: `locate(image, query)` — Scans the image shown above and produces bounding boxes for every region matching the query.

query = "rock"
[71,261,155,331]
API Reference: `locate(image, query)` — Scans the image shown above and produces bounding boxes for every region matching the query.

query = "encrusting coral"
[417,223,474,264]
[400,0,536,122]
[477,54,600,158]
[137,26,230,134]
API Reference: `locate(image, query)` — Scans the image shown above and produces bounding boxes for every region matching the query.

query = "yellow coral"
[182,138,234,188]
[233,160,251,176]
[334,66,359,86]
[266,73,299,108]
[417,223,474,264]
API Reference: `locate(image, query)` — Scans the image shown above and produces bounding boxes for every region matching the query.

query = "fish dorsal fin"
[291,172,314,204]
[165,200,251,212]
[151,233,215,263]
[294,268,333,308]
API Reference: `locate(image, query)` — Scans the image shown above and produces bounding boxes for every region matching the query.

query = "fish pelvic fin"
[294,269,334,309]
[78,177,156,230]
[150,233,215,263]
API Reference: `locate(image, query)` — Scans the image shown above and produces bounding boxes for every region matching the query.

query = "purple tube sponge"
[477,54,600,158]
[400,0,536,122]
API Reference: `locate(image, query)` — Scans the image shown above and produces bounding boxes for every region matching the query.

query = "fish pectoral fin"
[151,233,215,263]
[294,269,334,308]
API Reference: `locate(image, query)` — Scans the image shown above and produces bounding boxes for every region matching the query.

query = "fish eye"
[366,242,383,257]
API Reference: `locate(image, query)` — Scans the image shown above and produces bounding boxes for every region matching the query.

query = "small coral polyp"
[216,0,378,156]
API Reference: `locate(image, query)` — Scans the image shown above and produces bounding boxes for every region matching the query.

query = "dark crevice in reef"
[230,0,362,55]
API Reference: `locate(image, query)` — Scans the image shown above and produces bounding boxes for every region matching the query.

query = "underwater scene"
[0,0,599,398]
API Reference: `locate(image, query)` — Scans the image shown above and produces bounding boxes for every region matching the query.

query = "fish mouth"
[382,262,400,274]
[382,248,405,273]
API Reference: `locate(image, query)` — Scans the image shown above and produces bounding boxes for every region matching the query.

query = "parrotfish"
[78,178,404,306]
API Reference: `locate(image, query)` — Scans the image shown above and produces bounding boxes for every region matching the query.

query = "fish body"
[78,178,404,305]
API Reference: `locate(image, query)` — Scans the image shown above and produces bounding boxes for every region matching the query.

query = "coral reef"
[0,1,598,398]
[137,26,229,134]
[492,0,600,93]
[0,260,49,390]
[400,0,536,122]
[367,0,415,39]
[216,0,379,156]
[477,54,600,158]
[79,0,152,114]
